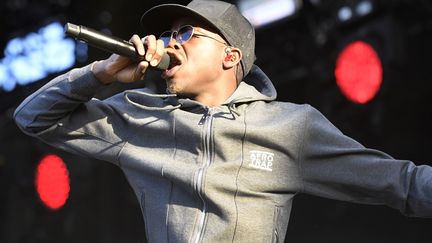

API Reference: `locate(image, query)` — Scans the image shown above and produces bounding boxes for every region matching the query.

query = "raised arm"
[14,34,166,164]
[299,106,432,217]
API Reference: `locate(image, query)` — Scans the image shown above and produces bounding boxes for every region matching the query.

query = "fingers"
[151,39,165,67]
[136,61,149,80]
[144,35,156,62]
[130,34,145,56]
[142,35,165,67]
[129,34,152,80]
[125,34,165,81]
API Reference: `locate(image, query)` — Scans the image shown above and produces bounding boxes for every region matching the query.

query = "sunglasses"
[159,25,227,48]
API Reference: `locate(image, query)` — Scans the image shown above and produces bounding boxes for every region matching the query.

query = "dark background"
[1,0,432,242]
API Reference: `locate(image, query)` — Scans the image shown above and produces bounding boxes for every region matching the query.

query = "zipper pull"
[198,111,208,125]
[198,108,213,125]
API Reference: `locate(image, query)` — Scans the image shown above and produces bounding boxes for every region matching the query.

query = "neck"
[193,76,237,107]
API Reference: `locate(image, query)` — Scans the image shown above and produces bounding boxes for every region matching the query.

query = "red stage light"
[35,154,70,210]
[335,40,383,104]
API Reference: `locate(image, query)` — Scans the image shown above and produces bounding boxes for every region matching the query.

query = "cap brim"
[140,4,222,38]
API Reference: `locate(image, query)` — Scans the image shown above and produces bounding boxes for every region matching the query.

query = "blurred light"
[6,0,27,10]
[0,64,10,90]
[0,62,15,92]
[0,22,82,93]
[42,39,76,72]
[99,10,113,25]
[335,40,383,104]
[338,6,353,22]
[76,42,89,63]
[309,0,321,6]
[238,0,302,28]
[356,1,373,16]
[4,38,24,56]
[40,22,64,41]
[35,154,70,210]
[9,56,46,85]
[23,33,44,54]
[100,28,113,36]
[57,0,71,8]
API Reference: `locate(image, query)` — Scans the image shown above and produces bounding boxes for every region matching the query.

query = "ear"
[222,47,242,69]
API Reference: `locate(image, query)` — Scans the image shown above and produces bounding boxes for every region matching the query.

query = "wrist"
[90,61,115,85]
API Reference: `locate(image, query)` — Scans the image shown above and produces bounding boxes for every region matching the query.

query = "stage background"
[1,0,432,242]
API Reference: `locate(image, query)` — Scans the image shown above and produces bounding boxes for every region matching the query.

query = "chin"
[166,80,182,94]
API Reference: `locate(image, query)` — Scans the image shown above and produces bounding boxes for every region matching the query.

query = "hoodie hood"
[222,64,277,106]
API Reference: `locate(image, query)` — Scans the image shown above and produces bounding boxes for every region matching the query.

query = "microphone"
[64,23,170,70]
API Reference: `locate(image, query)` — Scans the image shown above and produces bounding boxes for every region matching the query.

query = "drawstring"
[228,100,240,117]
[124,90,253,119]
[124,90,181,111]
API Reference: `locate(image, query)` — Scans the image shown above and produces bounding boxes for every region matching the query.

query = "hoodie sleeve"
[298,105,432,217]
[13,63,128,165]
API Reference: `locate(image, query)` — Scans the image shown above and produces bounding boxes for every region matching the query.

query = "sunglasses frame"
[159,25,227,48]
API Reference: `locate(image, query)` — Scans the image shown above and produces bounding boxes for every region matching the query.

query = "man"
[13,0,432,242]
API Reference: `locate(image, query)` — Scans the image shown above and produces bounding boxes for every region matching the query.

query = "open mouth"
[162,51,183,79]
[167,51,182,70]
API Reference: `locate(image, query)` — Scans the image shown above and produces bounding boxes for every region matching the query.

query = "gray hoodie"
[14,63,432,243]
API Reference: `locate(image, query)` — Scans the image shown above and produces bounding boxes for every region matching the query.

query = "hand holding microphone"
[64,23,170,84]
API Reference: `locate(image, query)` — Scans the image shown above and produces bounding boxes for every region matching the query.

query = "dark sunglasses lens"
[177,26,193,44]
[159,31,172,47]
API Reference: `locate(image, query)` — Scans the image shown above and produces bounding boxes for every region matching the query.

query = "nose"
[167,36,181,50]
[172,42,181,50]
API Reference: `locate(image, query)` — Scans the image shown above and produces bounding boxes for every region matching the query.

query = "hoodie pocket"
[272,205,282,243]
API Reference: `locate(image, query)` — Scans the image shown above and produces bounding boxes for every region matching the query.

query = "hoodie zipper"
[193,108,215,243]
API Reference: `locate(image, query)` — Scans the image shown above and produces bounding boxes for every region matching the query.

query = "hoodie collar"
[171,65,277,110]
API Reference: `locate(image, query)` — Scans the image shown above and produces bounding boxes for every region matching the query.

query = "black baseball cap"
[140,0,256,78]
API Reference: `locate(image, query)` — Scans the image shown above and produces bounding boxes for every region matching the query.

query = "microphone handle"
[64,23,170,70]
